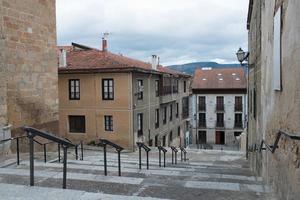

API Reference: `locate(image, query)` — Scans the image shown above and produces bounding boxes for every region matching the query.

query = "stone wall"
[0,0,58,135]
[248,0,300,199]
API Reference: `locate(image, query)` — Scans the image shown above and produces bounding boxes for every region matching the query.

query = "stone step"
[15,161,262,184]
[0,183,167,200]
[0,167,268,193]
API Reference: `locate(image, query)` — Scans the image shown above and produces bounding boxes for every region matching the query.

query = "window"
[163,107,167,124]
[155,80,159,97]
[176,103,179,118]
[170,104,173,121]
[215,131,225,144]
[216,113,224,127]
[102,79,114,100]
[183,81,187,93]
[104,115,113,131]
[253,89,257,119]
[155,109,159,128]
[216,96,224,111]
[69,115,85,133]
[69,79,80,100]
[273,6,282,91]
[235,96,243,112]
[177,126,180,136]
[137,80,143,100]
[137,113,143,136]
[234,132,242,137]
[182,97,189,119]
[169,131,173,143]
[173,79,178,93]
[234,113,243,128]
[198,113,206,128]
[198,96,206,111]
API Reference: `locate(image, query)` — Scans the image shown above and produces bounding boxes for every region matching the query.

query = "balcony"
[215,104,225,112]
[198,121,206,128]
[216,121,225,128]
[234,104,243,112]
[234,122,243,129]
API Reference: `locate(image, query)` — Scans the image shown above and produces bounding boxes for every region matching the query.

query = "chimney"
[151,55,158,70]
[59,49,67,68]
[102,37,108,52]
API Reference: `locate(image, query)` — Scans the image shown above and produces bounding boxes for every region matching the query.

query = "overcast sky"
[56,0,249,66]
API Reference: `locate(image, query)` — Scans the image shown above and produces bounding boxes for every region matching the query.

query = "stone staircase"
[0,148,276,200]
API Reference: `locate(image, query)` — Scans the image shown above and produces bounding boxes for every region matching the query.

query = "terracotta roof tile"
[57,45,190,77]
[192,68,246,90]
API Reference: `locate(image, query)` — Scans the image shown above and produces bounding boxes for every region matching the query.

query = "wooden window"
[253,89,257,119]
[183,81,187,93]
[216,96,224,111]
[137,113,143,136]
[155,109,159,128]
[216,113,224,127]
[176,103,179,118]
[198,96,206,111]
[170,104,173,121]
[273,6,282,91]
[104,115,113,131]
[235,96,243,112]
[69,115,85,133]
[215,131,225,144]
[198,113,206,128]
[137,79,143,100]
[102,79,114,100]
[234,113,243,128]
[163,107,167,124]
[155,80,159,97]
[69,79,80,100]
[182,97,189,119]
[177,126,180,136]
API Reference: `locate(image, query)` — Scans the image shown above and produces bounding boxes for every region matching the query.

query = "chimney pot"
[102,37,108,52]
[151,55,158,70]
[59,49,67,68]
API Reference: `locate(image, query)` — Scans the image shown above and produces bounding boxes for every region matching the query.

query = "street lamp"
[236,47,249,64]
[235,47,250,159]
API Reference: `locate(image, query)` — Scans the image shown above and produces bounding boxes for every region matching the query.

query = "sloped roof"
[58,44,190,77]
[192,68,246,90]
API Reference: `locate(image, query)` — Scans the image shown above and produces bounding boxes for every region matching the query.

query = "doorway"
[215,131,225,144]
[198,131,207,144]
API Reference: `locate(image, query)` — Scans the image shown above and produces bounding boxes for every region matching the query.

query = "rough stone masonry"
[0,0,58,135]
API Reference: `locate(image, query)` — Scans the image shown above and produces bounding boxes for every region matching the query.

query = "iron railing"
[0,135,27,165]
[158,146,167,167]
[98,139,124,176]
[23,126,74,189]
[170,146,178,164]
[259,130,300,153]
[136,142,151,169]
[179,146,187,162]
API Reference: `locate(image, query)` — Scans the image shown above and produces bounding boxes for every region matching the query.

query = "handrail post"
[16,137,20,165]
[58,143,61,163]
[80,141,83,160]
[43,144,47,163]
[103,144,107,176]
[181,148,183,162]
[175,150,177,164]
[159,149,161,167]
[62,145,67,189]
[184,151,186,161]
[163,151,166,167]
[146,150,149,170]
[28,134,34,186]
[117,150,121,176]
[138,146,142,170]
[75,145,78,160]
[172,149,174,164]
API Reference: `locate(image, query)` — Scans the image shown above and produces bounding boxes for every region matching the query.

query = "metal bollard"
[43,144,47,163]
[16,138,20,165]
[118,150,121,176]
[103,144,107,176]
[62,145,67,189]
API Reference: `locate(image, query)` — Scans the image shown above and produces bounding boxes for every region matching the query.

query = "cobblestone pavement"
[0,147,277,200]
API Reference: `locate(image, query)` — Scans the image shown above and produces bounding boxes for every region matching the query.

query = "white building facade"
[190,68,247,149]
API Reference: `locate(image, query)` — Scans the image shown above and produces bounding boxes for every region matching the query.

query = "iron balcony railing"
[198,104,206,112]
[216,104,225,112]
[198,121,206,128]
[216,121,225,128]
[234,122,243,128]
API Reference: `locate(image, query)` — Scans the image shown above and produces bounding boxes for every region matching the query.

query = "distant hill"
[168,62,242,75]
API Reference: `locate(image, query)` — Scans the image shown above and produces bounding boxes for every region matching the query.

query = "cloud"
[56,0,249,65]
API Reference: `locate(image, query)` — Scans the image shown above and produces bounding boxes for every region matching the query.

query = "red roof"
[58,45,189,77]
[192,68,246,90]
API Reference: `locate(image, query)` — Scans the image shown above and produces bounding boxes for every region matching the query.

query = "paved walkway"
[0,147,276,200]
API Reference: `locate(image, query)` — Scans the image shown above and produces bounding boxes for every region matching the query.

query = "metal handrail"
[23,126,75,189]
[179,147,187,162]
[0,135,27,165]
[99,139,124,176]
[170,146,178,164]
[136,142,151,170]
[259,130,300,153]
[158,146,167,167]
